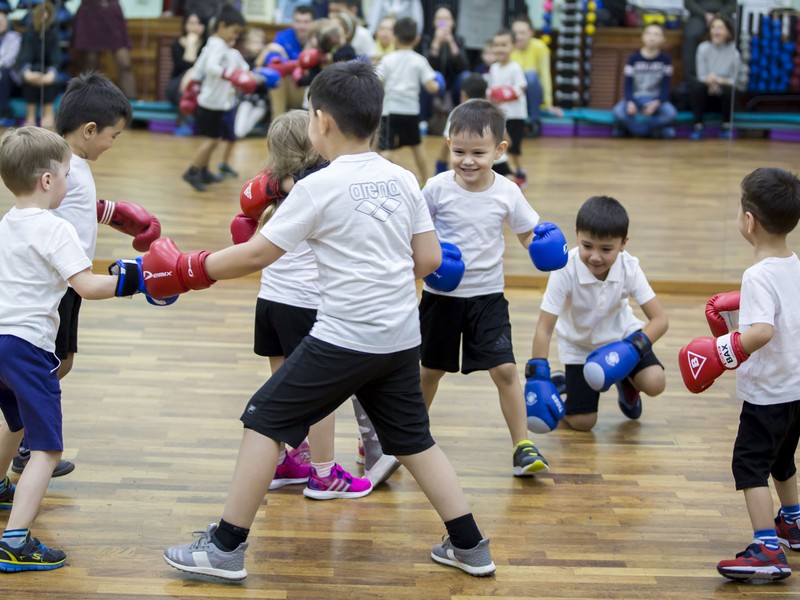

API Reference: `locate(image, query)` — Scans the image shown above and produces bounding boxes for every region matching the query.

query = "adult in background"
[71,0,137,98]
[256,4,313,117]
[681,0,736,81]
[688,15,739,140]
[418,5,469,128]
[0,9,21,123]
[165,11,207,136]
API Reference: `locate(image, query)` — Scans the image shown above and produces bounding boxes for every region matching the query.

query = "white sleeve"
[47,220,93,281]
[739,270,776,328]
[418,55,436,84]
[628,259,656,307]
[513,63,527,91]
[507,190,539,234]
[540,268,570,316]
[261,185,319,253]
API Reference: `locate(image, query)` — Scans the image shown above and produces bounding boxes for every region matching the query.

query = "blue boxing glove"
[524,359,566,433]
[423,242,465,292]
[583,331,651,392]
[109,258,178,307]
[254,66,281,89]
[433,71,446,97]
[262,51,284,67]
[528,222,568,271]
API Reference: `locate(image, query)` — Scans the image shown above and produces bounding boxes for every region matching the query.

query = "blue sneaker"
[0,532,66,572]
[689,128,703,141]
[0,476,14,509]
[719,129,733,140]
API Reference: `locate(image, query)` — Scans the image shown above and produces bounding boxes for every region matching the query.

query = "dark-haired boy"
[677,168,800,582]
[12,72,160,478]
[159,60,495,581]
[530,195,668,431]
[376,16,441,184]
[420,98,568,478]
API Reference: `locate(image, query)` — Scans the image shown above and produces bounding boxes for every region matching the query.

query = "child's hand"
[642,100,660,115]
[626,101,637,116]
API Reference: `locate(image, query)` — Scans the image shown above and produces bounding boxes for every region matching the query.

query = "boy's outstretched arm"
[411,230,442,279]
[640,297,669,345]
[531,310,558,358]
[68,268,118,300]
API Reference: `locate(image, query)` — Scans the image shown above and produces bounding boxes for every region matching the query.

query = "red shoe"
[717,543,791,582]
[303,464,372,500]
[776,513,800,550]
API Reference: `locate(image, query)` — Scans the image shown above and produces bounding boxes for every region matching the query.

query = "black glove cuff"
[525,358,549,379]
[109,259,141,297]
[626,331,652,357]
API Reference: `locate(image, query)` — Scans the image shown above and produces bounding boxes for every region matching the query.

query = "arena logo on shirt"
[349,179,402,222]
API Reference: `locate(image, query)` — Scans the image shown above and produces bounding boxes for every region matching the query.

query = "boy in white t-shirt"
[487,29,528,187]
[376,16,442,184]
[0,127,164,572]
[420,98,569,478]
[677,168,800,582]
[530,196,668,432]
[157,61,496,581]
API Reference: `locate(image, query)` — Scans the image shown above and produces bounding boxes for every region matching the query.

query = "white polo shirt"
[540,247,656,364]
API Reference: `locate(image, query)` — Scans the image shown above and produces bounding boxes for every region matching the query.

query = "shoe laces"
[188,528,215,551]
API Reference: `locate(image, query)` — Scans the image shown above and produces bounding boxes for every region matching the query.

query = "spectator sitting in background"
[372,15,395,63]
[612,23,677,139]
[681,0,736,81]
[510,14,563,136]
[166,11,207,136]
[18,1,61,128]
[328,0,375,60]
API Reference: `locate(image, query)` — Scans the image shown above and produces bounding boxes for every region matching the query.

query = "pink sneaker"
[269,452,311,490]
[303,464,372,500]
[288,440,311,466]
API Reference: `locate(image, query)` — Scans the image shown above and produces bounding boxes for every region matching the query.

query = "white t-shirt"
[0,208,92,352]
[421,170,539,298]
[258,240,320,310]
[737,254,800,405]
[261,152,434,353]
[351,25,376,59]
[52,153,97,259]
[488,61,528,120]
[376,49,436,115]
[540,248,656,364]
[195,37,250,111]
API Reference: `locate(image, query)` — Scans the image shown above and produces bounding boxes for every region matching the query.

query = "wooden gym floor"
[0,131,799,599]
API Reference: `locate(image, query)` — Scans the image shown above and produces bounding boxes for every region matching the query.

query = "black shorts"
[195,106,225,139]
[379,114,421,150]
[55,288,82,360]
[253,298,316,358]
[221,106,237,142]
[732,399,800,490]
[493,161,512,177]
[241,335,435,456]
[506,119,525,155]
[562,349,663,415]
[419,291,515,374]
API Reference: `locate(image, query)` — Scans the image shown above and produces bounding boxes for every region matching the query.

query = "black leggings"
[688,80,733,126]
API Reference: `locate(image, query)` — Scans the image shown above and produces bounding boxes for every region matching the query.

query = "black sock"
[212,519,249,552]
[444,513,482,550]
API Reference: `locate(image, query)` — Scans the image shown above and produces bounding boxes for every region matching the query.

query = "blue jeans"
[525,71,543,121]
[612,96,677,137]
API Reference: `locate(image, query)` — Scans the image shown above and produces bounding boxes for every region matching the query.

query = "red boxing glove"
[489,85,519,103]
[240,172,285,220]
[179,80,200,116]
[678,332,749,394]
[97,199,161,252]
[298,47,321,70]
[268,57,300,77]
[230,212,258,244]
[705,291,741,337]
[141,237,215,299]
[223,68,258,94]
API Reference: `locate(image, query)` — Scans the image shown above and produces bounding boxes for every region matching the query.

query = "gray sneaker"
[365,454,402,486]
[431,537,496,576]
[512,440,550,476]
[163,523,248,581]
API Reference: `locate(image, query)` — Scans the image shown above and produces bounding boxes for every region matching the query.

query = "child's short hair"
[740,168,800,235]
[447,98,505,145]
[493,28,515,44]
[393,17,417,45]
[308,61,383,140]
[642,22,665,35]
[214,2,246,30]
[576,196,629,239]
[512,14,533,29]
[56,72,132,136]
[294,4,314,18]
[0,126,71,196]
[460,73,488,100]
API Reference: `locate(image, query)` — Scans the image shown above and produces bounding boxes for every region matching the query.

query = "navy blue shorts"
[0,335,63,451]
[253,298,316,357]
[419,291,515,374]
[241,335,434,456]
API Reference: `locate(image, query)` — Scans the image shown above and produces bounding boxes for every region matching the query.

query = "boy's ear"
[82,122,97,139]
[495,139,508,159]
[316,109,331,134]
[743,210,756,234]
[619,236,629,252]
